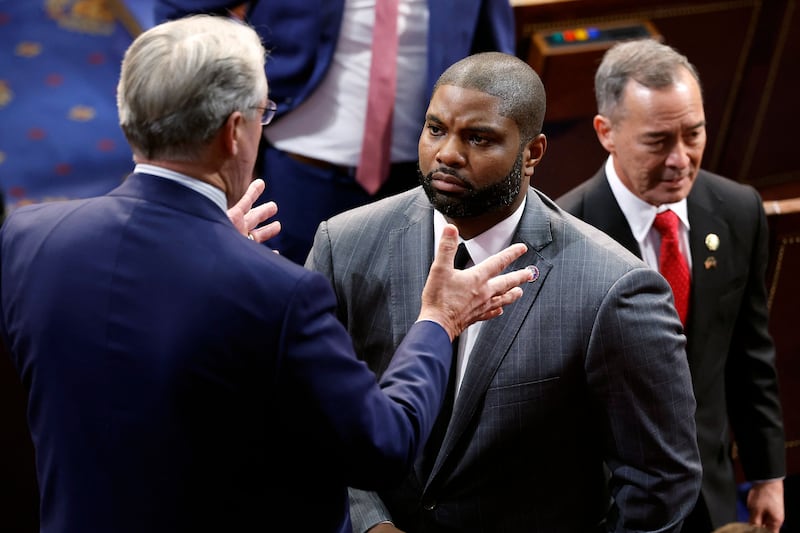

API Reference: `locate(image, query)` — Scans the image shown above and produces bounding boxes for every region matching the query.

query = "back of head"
[433,51,546,143]
[117,15,267,161]
[594,39,701,119]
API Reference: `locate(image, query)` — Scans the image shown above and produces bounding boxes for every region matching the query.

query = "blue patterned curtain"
[0,1,151,221]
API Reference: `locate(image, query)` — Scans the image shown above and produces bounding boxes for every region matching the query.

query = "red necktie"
[652,210,691,325]
[355,0,399,195]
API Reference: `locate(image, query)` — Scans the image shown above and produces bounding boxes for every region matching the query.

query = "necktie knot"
[454,243,471,270]
[653,210,681,238]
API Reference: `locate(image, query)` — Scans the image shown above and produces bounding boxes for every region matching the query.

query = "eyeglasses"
[251,99,277,126]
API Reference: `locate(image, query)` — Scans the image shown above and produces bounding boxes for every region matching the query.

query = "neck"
[137,158,226,194]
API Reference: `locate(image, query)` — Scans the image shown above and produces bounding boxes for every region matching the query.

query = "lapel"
[388,192,436,349]
[422,189,554,486]
[580,169,641,257]
[685,172,731,355]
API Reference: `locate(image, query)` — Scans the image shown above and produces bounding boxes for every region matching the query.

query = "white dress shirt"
[604,156,693,270]
[266,0,428,166]
[433,199,526,399]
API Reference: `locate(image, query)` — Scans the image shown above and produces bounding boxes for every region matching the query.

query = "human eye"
[685,129,704,144]
[644,139,664,151]
[426,123,444,136]
[468,133,490,145]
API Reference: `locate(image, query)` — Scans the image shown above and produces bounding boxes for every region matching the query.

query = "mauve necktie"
[653,210,691,325]
[355,0,399,195]
[421,243,471,477]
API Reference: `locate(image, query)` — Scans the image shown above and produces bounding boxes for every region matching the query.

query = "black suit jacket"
[557,167,786,527]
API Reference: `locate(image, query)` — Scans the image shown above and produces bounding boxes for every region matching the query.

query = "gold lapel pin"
[705,233,720,251]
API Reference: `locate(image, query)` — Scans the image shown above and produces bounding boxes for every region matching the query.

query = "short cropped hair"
[117,15,267,161]
[433,52,546,143]
[595,38,701,119]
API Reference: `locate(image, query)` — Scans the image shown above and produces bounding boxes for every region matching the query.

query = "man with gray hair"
[0,16,534,533]
[558,39,786,532]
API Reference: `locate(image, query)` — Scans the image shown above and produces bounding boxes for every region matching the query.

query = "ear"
[220,111,246,157]
[523,134,547,177]
[593,114,615,153]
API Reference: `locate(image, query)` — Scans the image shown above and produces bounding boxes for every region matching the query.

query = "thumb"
[433,223,459,269]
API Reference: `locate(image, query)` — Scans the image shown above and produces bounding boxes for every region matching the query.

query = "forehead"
[620,71,705,129]
[428,85,516,130]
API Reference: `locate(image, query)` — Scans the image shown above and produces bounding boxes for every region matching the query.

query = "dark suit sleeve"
[277,269,451,489]
[590,266,702,532]
[724,188,785,481]
[307,223,398,531]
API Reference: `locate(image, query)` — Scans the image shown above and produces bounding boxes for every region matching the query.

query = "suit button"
[423,500,438,511]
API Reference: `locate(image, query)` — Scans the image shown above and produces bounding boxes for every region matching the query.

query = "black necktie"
[453,242,471,270]
[421,243,470,477]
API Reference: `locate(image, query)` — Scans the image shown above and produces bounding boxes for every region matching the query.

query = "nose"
[666,140,691,170]
[436,136,466,168]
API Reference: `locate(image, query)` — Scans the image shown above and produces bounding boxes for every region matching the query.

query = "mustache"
[426,167,472,189]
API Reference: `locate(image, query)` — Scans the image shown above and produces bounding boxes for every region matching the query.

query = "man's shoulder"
[691,169,763,215]
[529,189,646,271]
[695,168,757,196]
[554,168,606,214]
[2,197,93,239]
[326,187,428,231]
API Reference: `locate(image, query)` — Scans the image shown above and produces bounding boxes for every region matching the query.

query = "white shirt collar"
[134,163,228,213]
[604,156,690,240]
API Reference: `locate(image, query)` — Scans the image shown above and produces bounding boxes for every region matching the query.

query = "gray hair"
[595,39,701,119]
[117,15,267,161]
[433,52,546,143]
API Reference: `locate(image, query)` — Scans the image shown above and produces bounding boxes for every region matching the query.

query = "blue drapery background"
[0,0,153,221]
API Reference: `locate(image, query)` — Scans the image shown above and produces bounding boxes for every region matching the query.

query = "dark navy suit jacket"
[0,173,453,533]
[558,168,786,528]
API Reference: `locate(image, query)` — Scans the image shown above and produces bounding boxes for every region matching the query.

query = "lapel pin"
[705,233,720,251]
[704,256,717,270]
[526,265,539,283]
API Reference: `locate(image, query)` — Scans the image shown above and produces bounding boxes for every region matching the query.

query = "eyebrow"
[643,120,707,138]
[425,113,500,135]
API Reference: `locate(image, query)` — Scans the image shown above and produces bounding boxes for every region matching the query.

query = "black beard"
[418,151,524,218]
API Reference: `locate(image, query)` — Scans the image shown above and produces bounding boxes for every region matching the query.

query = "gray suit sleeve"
[594,266,702,531]
[310,222,399,533]
[349,487,393,533]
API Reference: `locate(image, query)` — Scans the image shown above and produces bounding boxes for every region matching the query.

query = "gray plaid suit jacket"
[306,186,702,532]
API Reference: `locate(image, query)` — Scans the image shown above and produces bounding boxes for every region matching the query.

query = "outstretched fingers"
[471,242,528,282]
[246,201,281,243]
[226,179,283,244]
[473,249,533,320]
[230,178,265,222]
[419,224,532,339]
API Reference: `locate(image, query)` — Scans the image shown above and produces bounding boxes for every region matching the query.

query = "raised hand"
[418,224,532,341]
[227,178,281,243]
